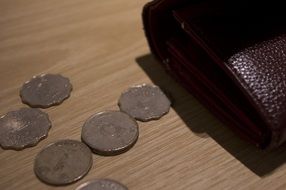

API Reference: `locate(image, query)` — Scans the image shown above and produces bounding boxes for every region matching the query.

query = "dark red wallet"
[142,0,286,148]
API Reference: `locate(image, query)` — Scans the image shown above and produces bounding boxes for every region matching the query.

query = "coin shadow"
[136,54,286,177]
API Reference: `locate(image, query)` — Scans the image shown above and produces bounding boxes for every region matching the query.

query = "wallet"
[142,0,286,148]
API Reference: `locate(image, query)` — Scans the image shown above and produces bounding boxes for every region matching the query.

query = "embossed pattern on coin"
[118,84,171,121]
[0,108,51,150]
[81,111,139,156]
[20,74,72,108]
[34,139,92,186]
[76,179,128,190]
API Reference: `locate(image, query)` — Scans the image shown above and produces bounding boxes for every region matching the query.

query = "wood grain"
[1,1,286,189]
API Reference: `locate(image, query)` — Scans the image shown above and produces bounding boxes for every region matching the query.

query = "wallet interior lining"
[166,36,269,147]
[168,0,286,147]
[165,1,276,147]
[172,0,286,59]
[166,55,258,145]
[142,0,286,147]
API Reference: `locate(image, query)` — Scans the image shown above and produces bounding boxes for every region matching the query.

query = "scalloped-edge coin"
[118,84,171,121]
[0,108,51,150]
[76,179,128,190]
[34,139,92,186]
[20,74,72,108]
[81,111,139,156]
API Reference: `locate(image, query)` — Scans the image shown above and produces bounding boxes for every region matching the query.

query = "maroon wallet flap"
[143,0,286,148]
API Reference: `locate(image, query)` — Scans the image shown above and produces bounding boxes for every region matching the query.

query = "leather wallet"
[142,0,286,148]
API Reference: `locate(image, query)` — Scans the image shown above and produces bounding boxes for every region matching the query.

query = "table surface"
[1,1,286,190]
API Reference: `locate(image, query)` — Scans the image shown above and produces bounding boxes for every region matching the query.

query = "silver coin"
[118,84,171,121]
[81,111,139,156]
[0,108,51,150]
[76,179,128,190]
[20,74,72,108]
[34,139,92,186]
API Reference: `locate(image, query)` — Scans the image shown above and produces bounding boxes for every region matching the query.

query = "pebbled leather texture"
[227,36,286,147]
[143,0,286,148]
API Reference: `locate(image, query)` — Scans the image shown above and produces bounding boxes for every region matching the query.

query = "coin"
[0,108,51,150]
[20,74,72,108]
[34,139,92,186]
[76,179,128,190]
[118,84,171,121]
[81,111,139,156]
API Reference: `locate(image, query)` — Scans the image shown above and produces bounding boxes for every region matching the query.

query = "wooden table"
[1,1,286,189]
